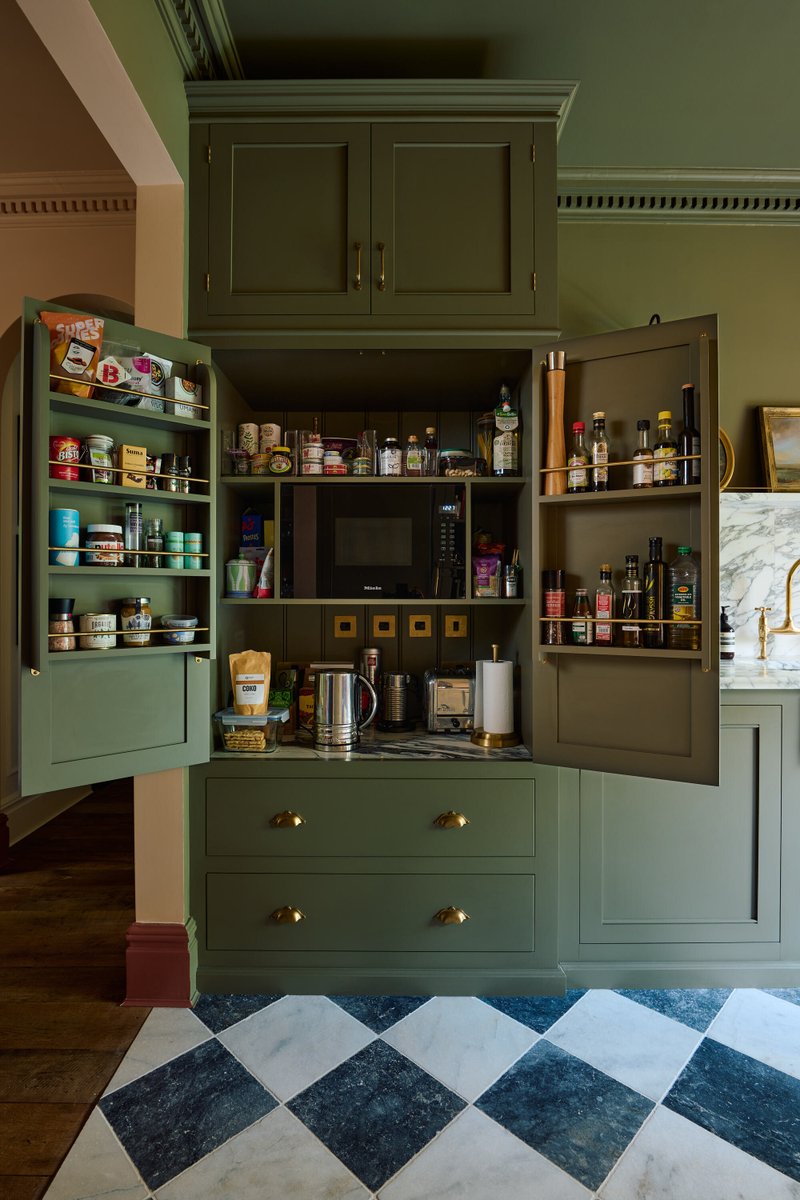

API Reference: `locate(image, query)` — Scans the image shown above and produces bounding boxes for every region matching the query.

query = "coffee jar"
[120,597,152,646]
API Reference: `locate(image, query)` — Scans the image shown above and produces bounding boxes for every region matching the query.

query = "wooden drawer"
[205,778,535,858]
[206,872,535,953]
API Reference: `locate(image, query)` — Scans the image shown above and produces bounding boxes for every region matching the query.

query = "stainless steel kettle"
[313,669,378,752]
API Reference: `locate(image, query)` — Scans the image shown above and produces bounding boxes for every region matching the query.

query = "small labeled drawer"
[205,778,534,858]
[206,871,534,953]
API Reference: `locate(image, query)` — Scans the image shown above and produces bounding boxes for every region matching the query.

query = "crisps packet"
[40,311,104,398]
[229,650,272,716]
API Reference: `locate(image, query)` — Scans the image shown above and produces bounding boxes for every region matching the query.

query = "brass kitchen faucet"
[755,555,800,658]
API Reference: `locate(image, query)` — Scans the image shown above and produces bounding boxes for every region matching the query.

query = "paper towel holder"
[470,643,521,749]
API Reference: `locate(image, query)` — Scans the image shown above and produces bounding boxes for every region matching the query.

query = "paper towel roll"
[473,660,488,729]
[482,659,514,735]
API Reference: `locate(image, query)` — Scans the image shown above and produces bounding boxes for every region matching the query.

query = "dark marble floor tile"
[99,1039,277,1190]
[665,1038,800,1183]
[287,1038,465,1192]
[327,994,430,1033]
[615,987,731,1032]
[762,987,800,1008]
[192,993,282,1034]
[479,990,586,1033]
[475,1038,652,1192]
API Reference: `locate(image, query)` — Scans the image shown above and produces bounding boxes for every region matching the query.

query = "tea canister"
[85,524,123,566]
[184,531,203,570]
[79,611,116,650]
[258,423,281,453]
[165,530,184,570]
[226,556,257,598]
[268,446,292,475]
[120,596,152,646]
[49,508,80,566]
[49,434,80,481]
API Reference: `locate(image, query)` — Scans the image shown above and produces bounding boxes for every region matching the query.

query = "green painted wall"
[89,0,189,183]
[558,222,800,488]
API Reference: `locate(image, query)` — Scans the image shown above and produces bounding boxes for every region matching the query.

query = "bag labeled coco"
[229,650,271,715]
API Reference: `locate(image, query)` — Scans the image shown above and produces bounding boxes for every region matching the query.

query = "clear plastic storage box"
[214,707,290,753]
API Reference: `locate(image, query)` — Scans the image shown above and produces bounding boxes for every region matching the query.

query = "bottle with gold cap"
[590,411,610,491]
[653,410,678,486]
[594,563,615,645]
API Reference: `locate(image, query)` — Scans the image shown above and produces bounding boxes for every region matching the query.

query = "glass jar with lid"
[379,437,403,476]
[120,597,152,646]
[85,524,124,566]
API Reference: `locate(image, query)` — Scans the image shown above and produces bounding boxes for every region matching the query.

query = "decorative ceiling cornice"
[154,0,243,80]
[558,167,800,224]
[0,171,136,226]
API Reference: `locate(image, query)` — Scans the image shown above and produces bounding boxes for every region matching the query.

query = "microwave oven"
[281,483,465,599]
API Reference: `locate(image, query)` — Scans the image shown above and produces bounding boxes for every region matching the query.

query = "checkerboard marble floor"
[44,987,800,1199]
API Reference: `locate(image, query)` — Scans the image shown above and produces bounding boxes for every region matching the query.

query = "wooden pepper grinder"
[544,350,567,495]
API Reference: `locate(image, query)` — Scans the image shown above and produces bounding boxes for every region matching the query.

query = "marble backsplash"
[720,492,800,661]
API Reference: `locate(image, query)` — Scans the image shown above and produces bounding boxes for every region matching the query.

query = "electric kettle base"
[313,722,366,753]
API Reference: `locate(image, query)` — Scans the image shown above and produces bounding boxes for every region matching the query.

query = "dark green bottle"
[643,536,666,648]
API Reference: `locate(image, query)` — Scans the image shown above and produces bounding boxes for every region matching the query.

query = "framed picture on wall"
[760,407,800,491]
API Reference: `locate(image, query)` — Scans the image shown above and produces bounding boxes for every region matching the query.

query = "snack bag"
[229,650,271,716]
[40,311,104,398]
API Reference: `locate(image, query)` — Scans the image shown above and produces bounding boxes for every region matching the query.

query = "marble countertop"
[720,660,800,689]
[214,730,533,762]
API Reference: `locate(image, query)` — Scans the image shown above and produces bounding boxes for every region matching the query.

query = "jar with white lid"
[84,434,115,484]
[85,524,123,566]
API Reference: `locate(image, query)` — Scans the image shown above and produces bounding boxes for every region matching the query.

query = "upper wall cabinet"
[186,81,576,338]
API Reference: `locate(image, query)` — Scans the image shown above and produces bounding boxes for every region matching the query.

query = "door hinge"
[204,272,211,292]
[532,272,537,291]
[531,144,535,163]
[206,144,212,165]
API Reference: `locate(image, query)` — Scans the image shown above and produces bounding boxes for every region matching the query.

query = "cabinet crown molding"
[185,79,579,135]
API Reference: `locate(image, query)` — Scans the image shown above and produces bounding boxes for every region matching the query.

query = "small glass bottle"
[567,422,589,493]
[632,419,654,488]
[679,384,701,485]
[653,410,679,487]
[643,536,667,648]
[379,437,403,476]
[590,411,610,491]
[594,564,615,645]
[620,554,643,648]
[124,501,142,568]
[144,517,164,569]
[423,426,438,476]
[571,588,593,645]
[178,454,192,494]
[404,434,423,476]
[720,605,735,662]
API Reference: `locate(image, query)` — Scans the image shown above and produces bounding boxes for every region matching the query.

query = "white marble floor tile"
[708,988,800,1079]
[600,1104,800,1200]
[545,989,699,1101]
[379,1105,591,1200]
[43,1109,149,1200]
[155,1107,369,1199]
[103,1007,212,1094]
[218,995,375,1101]
[380,996,538,1101]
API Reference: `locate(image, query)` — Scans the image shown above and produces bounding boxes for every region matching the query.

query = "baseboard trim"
[123,917,199,1007]
[561,959,800,989]
[195,965,567,997]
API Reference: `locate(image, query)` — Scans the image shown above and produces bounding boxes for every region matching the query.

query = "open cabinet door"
[531,315,719,785]
[18,299,215,796]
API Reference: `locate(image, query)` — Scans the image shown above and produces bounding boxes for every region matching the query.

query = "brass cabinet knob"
[434,811,470,830]
[433,906,471,925]
[270,905,306,924]
[270,811,306,828]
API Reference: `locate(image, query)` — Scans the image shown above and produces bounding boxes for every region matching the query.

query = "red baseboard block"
[123,920,196,1007]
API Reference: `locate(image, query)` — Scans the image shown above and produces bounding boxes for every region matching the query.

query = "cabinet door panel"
[207,123,370,317]
[578,705,781,944]
[532,315,719,784]
[371,123,535,317]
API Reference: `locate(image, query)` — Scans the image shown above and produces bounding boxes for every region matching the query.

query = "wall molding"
[558,167,800,224]
[0,170,136,226]
[154,0,243,80]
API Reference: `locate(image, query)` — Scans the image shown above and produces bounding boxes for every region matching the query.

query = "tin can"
[259,423,281,453]
[49,508,80,566]
[78,612,116,650]
[49,434,80,480]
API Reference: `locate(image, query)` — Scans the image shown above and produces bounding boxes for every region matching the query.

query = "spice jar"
[178,455,192,493]
[144,517,164,568]
[85,524,124,566]
[120,597,152,646]
[48,597,76,652]
[161,452,181,492]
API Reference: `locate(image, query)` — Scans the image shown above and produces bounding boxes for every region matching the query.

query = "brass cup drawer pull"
[434,811,470,830]
[270,811,306,828]
[434,906,471,925]
[270,905,306,924]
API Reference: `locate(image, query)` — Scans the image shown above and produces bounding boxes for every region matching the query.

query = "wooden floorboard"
[0,780,148,1196]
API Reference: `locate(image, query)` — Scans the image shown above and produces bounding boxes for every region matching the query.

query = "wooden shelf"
[268,597,524,606]
[220,475,525,486]
[48,479,210,504]
[49,390,210,433]
[48,566,211,578]
[538,485,702,506]
[48,642,212,659]
[538,644,702,660]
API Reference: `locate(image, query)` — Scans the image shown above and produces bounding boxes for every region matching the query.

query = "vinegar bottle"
[620,554,642,648]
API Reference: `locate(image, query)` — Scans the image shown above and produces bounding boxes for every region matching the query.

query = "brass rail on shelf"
[48,373,209,411]
[537,616,702,624]
[48,546,210,558]
[539,454,701,474]
[47,627,210,639]
[48,460,210,486]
